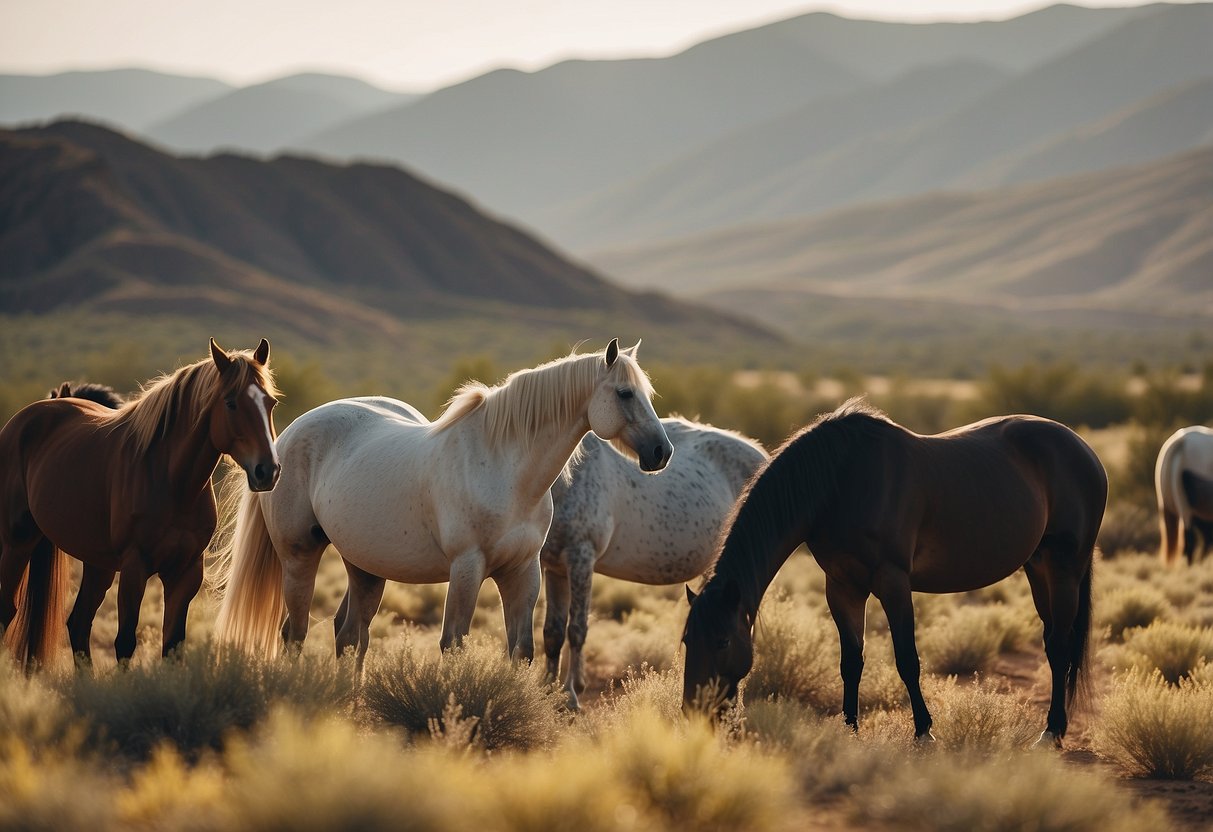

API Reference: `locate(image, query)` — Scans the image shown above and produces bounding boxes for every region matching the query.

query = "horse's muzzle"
[248,461,281,492]
[639,438,674,473]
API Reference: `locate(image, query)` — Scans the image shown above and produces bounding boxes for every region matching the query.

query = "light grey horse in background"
[541,416,767,707]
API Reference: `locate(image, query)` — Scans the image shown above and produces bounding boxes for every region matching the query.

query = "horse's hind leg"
[541,564,570,685]
[563,543,596,702]
[493,556,541,663]
[68,564,115,663]
[335,558,385,673]
[871,566,932,740]
[825,576,869,733]
[1024,532,1090,747]
[1159,506,1179,564]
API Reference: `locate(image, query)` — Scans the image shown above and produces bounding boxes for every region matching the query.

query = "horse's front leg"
[161,554,203,657]
[872,565,933,741]
[439,549,486,652]
[335,558,385,674]
[825,576,869,732]
[115,558,150,662]
[68,564,116,663]
[494,557,541,662]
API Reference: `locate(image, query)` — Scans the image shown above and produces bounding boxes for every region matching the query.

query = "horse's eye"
[617,388,634,400]
[225,399,237,411]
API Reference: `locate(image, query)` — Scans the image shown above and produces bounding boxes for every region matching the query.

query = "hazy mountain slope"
[739,3,1153,80]
[962,77,1213,188]
[299,34,866,223]
[145,73,418,155]
[592,146,1213,319]
[0,69,232,130]
[0,122,775,351]
[544,60,1009,249]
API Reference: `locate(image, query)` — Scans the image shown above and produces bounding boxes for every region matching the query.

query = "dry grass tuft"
[1096,669,1213,779]
[1111,620,1213,684]
[927,677,1040,753]
[1098,586,1171,641]
[359,637,565,751]
[746,597,839,711]
[920,606,1006,676]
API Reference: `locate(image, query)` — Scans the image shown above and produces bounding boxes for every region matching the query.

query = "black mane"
[47,381,125,409]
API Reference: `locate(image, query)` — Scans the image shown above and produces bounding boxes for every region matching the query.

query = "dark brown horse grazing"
[47,382,126,409]
[0,339,280,668]
[682,399,1107,749]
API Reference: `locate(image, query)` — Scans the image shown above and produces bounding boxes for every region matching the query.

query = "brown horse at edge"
[0,339,280,667]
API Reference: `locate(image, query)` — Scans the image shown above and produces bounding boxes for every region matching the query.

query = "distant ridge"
[0,121,775,347]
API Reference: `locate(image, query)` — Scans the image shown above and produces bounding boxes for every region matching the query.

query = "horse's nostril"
[254,463,267,481]
[654,444,665,464]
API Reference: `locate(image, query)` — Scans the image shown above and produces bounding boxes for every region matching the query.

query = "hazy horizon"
[1,0,1201,91]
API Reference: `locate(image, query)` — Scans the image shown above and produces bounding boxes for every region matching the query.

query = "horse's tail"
[1157,437,1186,564]
[3,537,69,669]
[1066,562,1093,711]
[213,486,284,658]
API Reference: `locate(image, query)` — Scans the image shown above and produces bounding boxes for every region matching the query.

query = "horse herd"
[0,337,1204,749]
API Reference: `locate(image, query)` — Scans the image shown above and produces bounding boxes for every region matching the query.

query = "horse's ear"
[624,339,641,360]
[210,338,233,373]
[254,338,270,366]
[686,585,697,605]
[55,382,71,399]
[605,338,619,368]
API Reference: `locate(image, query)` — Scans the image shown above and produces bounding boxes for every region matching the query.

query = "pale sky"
[0,0,1192,91]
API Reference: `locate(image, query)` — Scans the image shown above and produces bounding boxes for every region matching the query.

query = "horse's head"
[587,338,673,472]
[681,581,754,717]
[208,338,281,492]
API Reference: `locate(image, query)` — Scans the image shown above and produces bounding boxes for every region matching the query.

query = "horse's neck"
[138,393,221,500]
[475,384,595,505]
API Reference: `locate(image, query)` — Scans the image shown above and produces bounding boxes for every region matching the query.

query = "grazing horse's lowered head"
[682,581,754,716]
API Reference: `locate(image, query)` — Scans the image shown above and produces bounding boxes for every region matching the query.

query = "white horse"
[541,416,767,707]
[1156,425,1213,564]
[214,340,673,665]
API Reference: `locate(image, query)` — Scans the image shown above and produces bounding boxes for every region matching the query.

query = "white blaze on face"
[247,384,279,465]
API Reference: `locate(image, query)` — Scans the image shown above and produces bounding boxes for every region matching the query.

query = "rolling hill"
[592,145,1213,321]
[555,3,1213,250]
[0,68,232,130]
[145,73,419,155]
[0,122,777,359]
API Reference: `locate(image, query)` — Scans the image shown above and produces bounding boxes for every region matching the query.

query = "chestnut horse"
[682,399,1106,749]
[0,339,280,667]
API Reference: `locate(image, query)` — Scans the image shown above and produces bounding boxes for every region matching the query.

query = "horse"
[47,382,125,409]
[541,416,766,708]
[682,399,1107,749]
[1155,426,1213,565]
[214,339,673,669]
[0,339,280,668]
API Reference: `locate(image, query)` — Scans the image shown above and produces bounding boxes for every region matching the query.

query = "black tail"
[1066,563,1093,709]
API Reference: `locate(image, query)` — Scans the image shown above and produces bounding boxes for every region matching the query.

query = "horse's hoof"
[1032,730,1062,750]
[914,731,937,745]
[565,688,581,712]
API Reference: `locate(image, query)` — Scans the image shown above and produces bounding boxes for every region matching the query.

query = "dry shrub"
[1096,669,1213,779]
[746,597,838,711]
[927,677,1039,753]
[1112,620,1213,684]
[0,744,117,832]
[0,660,77,757]
[581,600,682,686]
[590,665,684,730]
[1097,502,1157,557]
[63,644,354,761]
[853,751,1168,832]
[920,606,1005,676]
[1098,585,1171,641]
[360,637,565,751]
[377,581,446,627]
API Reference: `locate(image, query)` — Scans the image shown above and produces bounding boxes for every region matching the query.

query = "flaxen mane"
[111,353,278,455]
[429,348,652,450]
